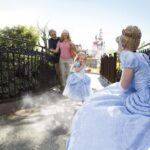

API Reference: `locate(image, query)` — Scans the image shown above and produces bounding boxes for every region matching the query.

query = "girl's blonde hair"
[60,30,71,42]
[121,25,142,51]
[75,52,87,61]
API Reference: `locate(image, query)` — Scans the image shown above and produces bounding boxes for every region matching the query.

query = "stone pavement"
[0,74,108,150]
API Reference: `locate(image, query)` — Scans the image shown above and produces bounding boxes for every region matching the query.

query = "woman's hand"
[50,49,54,52]
[50,49,58,53]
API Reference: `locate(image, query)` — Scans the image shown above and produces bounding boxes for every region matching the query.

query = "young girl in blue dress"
[66,26,150,150]
[63,52,92,102]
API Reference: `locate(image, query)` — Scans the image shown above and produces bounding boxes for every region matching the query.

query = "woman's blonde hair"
[121,25,142,51]
[60,30,71,42]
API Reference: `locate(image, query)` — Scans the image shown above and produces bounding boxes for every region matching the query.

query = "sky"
[0,0,150,50]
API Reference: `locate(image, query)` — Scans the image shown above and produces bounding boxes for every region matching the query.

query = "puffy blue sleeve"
[120,51,139,72]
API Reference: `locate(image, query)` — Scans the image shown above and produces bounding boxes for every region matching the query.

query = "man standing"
[48,29,61,87]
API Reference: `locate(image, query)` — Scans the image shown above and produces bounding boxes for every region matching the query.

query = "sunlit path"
[87,73,109,91]
[0,74,107,150]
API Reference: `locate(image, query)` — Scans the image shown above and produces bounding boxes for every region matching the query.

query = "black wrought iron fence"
[139,48,150,57]
[100,48,150,83]
[100,53,117,83]
[0,37,56,103]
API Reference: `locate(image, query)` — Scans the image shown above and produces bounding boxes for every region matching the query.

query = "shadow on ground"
[0,74,107,150]
[0,87,82,150]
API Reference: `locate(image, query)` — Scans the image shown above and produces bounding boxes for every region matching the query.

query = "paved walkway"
[0,74,108,150]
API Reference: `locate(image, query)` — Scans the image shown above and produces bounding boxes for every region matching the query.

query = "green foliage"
[116,60,121,81]
[0,25,40,49]
[105,49,116,55]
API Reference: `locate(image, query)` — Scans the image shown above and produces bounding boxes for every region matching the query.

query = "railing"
[100,48,150,83]
[139,48,150,57]
[0,36,57,103]
[100,53,118,83]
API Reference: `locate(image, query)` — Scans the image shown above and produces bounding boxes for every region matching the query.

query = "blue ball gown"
[66,51,150,150]
[63,61,92,101]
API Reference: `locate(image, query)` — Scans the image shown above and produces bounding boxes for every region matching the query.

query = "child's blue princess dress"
[63,61,92,101]
[66,51,150,150]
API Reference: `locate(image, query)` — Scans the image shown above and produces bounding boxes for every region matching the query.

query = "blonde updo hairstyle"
[121,25,142,51]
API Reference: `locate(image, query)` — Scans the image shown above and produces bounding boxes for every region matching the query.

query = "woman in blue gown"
[66,25,150,150]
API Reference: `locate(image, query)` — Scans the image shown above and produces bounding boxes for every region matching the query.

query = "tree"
[37,21,49,50]
[0,25,40,49]
[105,48,115,55]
